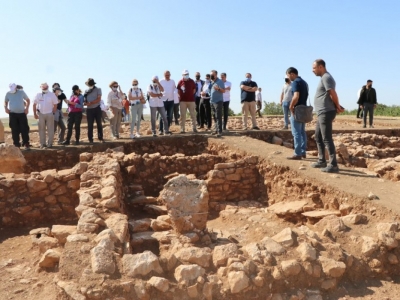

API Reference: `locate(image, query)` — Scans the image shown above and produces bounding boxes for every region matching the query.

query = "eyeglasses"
[113,86,118,88]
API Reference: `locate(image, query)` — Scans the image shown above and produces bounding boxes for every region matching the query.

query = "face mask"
[246,78,251,82]
[184,75,189,80]
[42,89,49,93]
[112,87,118,92]
[210,75,215,81]
[195,76,200,80]
[153,83,158,86]
[89,85,94,89]
[132,84,138,88]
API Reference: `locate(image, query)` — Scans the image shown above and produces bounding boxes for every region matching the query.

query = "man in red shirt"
[177,69,197,133]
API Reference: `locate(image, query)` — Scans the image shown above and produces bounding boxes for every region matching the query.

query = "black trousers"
[9,112,30,147]
[86,106,103,141]
[223,101,230,129]
[356,106,363,118]
[363,103,374,126]
[195,96,205,126]
[211,101,223,134]
[173,103,180,123]
[66,112,82,142]
[200,98,212,129]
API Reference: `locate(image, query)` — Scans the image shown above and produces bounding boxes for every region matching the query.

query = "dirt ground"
[2,116,400,299]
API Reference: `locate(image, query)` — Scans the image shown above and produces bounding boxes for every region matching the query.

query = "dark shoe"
[311,161,327,168]
[100,139,105,143]
[302,154,307,159]
[363,125,366,128]
[165,131,173,135]
[252,126,260,130]
[321,165,339,173]
[211,131,217,135]
[159,132,164,136]
[75,141,80,145]
[198,126,204,129]
[89,140,94,144]
[152,133,157,137]
[175,121,179,125]
[193,129,198,133]
[370,125,374,128]
[287,155,303,160]
[47,144,53,149]
[216,133,222,137]
[40,144,46,149]
[282,126,288,130]
[61,141,70,145]
[180,130,186,134]
[23,143,31,150]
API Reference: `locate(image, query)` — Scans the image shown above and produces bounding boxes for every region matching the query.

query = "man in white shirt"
[33,83,58,148]
[255,88,262,118]
[280,77,292,129]
[159,70,176,133]
[221,73,231,131]
[200,74,212,130]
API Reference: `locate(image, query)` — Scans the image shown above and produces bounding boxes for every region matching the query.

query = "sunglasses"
[113,86,118,88]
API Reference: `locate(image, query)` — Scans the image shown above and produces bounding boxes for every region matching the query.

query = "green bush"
[342,104,400,117]
[262,101,283,115]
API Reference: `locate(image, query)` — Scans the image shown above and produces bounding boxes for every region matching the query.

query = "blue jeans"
[290,115,306,156]
[159,100,174,132]
[282,102,290,127]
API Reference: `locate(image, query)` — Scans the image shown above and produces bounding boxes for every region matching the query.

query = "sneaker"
[152,133,157,137]
[175,121,179,125]
[198,126,204,129]
[211,131,217,135]
[159,132,164,136]
[112,136,117,140]
[193,129,198,133]
[287,155,302,160]
[47,144,53,149]
[321,165,339,173]
[75,141,80,145]
[205,128,211,131]
[100,139,105,143]
[252,126,260,130]
[302,153,307,159]
[166,131,173,135]
[369,125,374,128]
[57,141,63,145]
[135,133,141,138]
[282,126,288,130]
[216,133,222,137]
[24,143,31,150]
[243,127,248,131]
[311,161,327,168]
[130,134,135,139]
[40,144,47,149]
[61,141,70,145]
[89,140,94,144]
[180,130,186,134]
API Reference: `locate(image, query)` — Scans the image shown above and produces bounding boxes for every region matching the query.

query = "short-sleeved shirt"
[147,84,164,107]
[314,72,336,114]
[56,93,66,110]
[33,92,58,114]
[291,77,308,107]
[160,79,176,101]
[85,87,102,109]
[223,81,231,102]
[256,91,262,102]
[177,78,196,102]
[240,80,258,102]
[210,78,225,103]
[5,90,29,113]
[282,84,292,102]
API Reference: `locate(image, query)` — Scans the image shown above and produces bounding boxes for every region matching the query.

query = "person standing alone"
[311,59,344,173]
[280,77,292,129]
[357,80,377,128]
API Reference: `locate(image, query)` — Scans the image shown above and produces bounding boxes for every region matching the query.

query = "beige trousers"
[241,101,258,128]
[179,102,196,132]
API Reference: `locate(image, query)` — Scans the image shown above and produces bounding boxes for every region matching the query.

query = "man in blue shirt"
[207,70,225,137]
[286,67,309,160]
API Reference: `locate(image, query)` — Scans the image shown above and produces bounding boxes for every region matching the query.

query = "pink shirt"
[69,95,83,113]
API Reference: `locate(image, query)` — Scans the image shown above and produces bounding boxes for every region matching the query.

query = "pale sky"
[1,0,399,118]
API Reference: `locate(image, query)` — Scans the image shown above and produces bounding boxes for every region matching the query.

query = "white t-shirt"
[195,80,203,97]
[256,91,262,102]
[159,79,176,101]
[34,91,58,114]
[128,88,143,105]
[223,80,231,102]
[147,84,164,107]
[282,84,292,102]
[173,88,180,104]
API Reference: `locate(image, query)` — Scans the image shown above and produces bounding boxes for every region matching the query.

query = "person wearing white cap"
[280,76,292,129]
[255,87,263,118]
[148,76,172,137]
[4,83,31,149]
[33,83,59,148]
[176,69,197,133]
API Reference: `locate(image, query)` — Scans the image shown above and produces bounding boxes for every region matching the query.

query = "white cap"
[182,69,189,75]
[152,75,159,80]
[9,83,16,92]
[285,75,289,79]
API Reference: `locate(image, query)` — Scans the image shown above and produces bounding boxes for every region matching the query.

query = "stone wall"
[121,152,225,197]
[0,166,84,228]
[206,157,262,210]
[23,135,209,173]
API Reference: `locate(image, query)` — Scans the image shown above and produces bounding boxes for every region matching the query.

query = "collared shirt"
[128,88,143,105]
[85,87,102,109]
[291,77,308,107]
[107,91,123,109]
[5,90,29,113]
[148,84,164,107]
[223,81,231,102]
[177,78,196,102]
[256,91,262,102]
[314,72,336,114]
[160,79,176,101]
[195,80,203,97]
[210,78,224,103]
[201,80,211,99]
[34,91,58,114]
[240,80,258,102]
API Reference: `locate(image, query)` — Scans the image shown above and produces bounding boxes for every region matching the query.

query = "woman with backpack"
[62,85,83,145]
[128,79,145,138]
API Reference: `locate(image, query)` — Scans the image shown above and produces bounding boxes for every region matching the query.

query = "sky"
[1,0,399,118]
